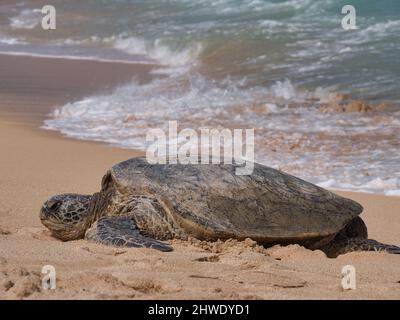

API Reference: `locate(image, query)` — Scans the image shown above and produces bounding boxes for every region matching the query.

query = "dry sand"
[0,54,399,300]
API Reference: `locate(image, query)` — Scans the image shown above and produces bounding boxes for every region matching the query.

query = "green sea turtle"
[40,157,400,257]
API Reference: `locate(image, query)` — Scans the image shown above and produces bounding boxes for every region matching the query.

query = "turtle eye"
[47,200,61,211]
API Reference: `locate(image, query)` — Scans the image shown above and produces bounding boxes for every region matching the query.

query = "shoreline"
[0,51,157,66]
[0,53,158,125]
[1,52,397,197]
[0,51,159,152]
[0,53,399,299]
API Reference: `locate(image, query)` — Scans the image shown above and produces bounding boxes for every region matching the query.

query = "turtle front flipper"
[85,216,173,252]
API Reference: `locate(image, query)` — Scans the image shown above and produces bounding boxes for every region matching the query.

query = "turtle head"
[40,194,94,241]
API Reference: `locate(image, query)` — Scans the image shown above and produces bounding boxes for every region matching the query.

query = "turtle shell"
[105,157,362,245]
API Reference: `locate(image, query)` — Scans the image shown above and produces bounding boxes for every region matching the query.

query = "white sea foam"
[386,190,400,197]
[111,36,203,72]
[0,50,153,65]
[0,36,26,45]
[43,75,400,195]
[2,1,397,196]
[9,9,42,29]
[270,80,297,100]
[341,20,400,46]
[43,77,305,146]
[318,178,400,196]
[363,20,400,35]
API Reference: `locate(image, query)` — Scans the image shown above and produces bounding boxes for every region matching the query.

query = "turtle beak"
[40,205,49,221]
[46,199,60,210]
[40,199,60,221]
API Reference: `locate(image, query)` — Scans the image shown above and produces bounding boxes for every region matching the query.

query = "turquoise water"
[0,0,399,194]
[2,0,400,100]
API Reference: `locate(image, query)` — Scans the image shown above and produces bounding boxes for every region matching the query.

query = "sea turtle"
[40,157,400,257]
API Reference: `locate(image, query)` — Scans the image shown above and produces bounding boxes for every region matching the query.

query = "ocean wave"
[0,50,153,65]
[341,19,400,46]
[2,0,398,195]
[318,178,400,197]
[0,36,26,45]
[43,74,400,195]
[9,9,42,29]
[180,0,315,14]
[110,36,203,72]
[363,19,400,35]
[42,35,204,73]
[43,77,313,146]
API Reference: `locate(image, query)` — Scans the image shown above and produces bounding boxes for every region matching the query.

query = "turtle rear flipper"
[348,238,400,254]
[85,216,173,252]
[323,237,400,258]
[321,217,400,257]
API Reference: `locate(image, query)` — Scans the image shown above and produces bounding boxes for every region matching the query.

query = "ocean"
[0,0,399,195]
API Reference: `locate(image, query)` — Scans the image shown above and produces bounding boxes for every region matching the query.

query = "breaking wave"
[44,76,400,195]
[9,9,42,29]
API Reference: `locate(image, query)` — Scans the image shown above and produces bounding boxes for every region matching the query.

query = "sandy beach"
[0,54,399,300]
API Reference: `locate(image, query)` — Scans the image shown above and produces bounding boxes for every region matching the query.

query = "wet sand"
[0,53,157,124]
[0,54,399,299]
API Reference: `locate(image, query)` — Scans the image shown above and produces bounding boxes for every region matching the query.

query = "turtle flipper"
[321,217,400,257]
[85,216,173,252]
[347,238,400,254]
[323,237,400,258]
[321,217,400,258]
